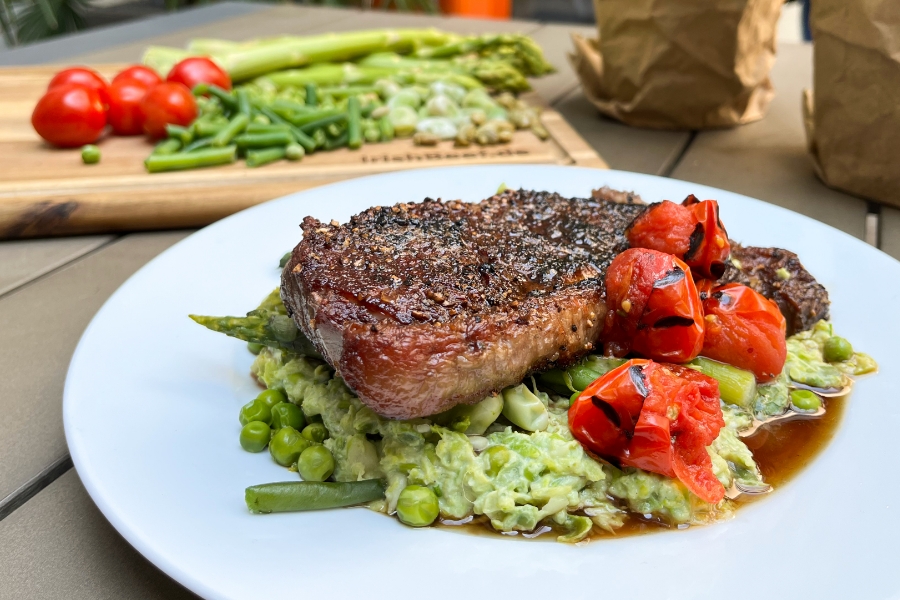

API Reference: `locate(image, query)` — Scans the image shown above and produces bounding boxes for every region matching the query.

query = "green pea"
[271,402,306,430]
[302,422,329,444]
[81,144,100,164]
[247,342,263,355]
[269,426,310,467]
[824,336,853,363]
[240,421,271,453]
[484,445,511,477]
[396,485,439,527]
[256,389,287,408]
[296,445,335,482]
[239,399,272,426]
[791,389,822,412]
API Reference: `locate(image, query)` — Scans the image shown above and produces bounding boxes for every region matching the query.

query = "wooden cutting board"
[0,64,608,239]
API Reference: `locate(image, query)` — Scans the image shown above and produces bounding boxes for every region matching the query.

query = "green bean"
[81,144,100,164]
[282,107,342,128]
[212,113,249,148]
[271,402,305,430]
[824,336,853,363]
[312,128,327,149]
[347,96,362,149]
[255,106,316,152]
[324,130,349,150]
[285,143,305,161]
[234,132,293,149]
[240,421,271,453]
[396,485,439,527]
[247,342,264,355]
[246,123,291,135]
[320,85,378,98]
[378,116,394,142]
[305,82,318,107]
[688,357,757,408]
[182,137,214,153]
[536,369,573,395]
[236,88,252,116]
[165,124,193,145]
[272,98,313,115]
[256,389,287,408]
[245,479,385,514]
[246,147,285,167]
[326,122,343,138]
[301,422,328,443]
[145,146,236,173]
[300,112,347,134]
[296,446,335,482]
[207,84,238,110]
[568,365,603,391]
[192,82,210,97]
[193,119,226,138]
[152,138,181,155]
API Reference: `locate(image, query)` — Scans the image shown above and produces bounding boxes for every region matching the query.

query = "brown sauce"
[435,394,849,542]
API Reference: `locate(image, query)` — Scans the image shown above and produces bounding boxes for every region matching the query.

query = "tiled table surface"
[0,4,895,598]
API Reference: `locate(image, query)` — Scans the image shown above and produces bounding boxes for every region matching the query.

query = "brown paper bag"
[570,0,782,130]
[803,1,900,207]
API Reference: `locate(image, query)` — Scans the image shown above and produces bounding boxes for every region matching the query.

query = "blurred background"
[0,0,808,48]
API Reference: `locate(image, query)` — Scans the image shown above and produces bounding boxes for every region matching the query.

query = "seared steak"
[282,189,644,419]
[721,244,830,335]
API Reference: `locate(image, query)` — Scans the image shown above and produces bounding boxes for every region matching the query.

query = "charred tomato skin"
[701,283,787,382]
[627,195,730,280]
[604,248,705,363]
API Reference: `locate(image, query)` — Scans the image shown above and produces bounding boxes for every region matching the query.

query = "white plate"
[64,166,900,600]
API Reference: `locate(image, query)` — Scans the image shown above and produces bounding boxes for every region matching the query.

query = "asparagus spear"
[190,288,322,359]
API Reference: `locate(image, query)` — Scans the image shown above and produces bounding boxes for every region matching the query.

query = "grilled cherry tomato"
[167,57,231,92]
[627,195,730,280]
[701,283,787,382]
[112,65,162,89]
[31,84,106,148]
[48,67,110,106]
[569,360,725,503]
[107,80,148,136]
[604,248,705,363]
[139,82,197,138]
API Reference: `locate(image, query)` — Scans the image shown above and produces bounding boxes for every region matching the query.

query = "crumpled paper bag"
[570,0,783,130]
[803,0,900,207]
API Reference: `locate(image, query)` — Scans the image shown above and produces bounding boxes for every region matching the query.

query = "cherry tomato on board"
[139,82,198,139]
[603,248,705,363]
[569,360,725,504]
[627,195,730,280]
[112,65,162,89]
[107,80,149,136]
[701,283,787,382]
[167,57,231,92]
[48,67,110,106]
[31,84,106,148]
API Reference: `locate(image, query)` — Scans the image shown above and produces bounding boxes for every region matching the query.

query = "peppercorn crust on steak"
[281,189,644,419]
[281,188,831,420]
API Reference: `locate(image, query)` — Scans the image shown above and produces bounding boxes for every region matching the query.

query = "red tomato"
[107,80,148,136]
[569,360,725,504]
[31,84,106,148]
[139,82,198,139]
[701,283,787,382]
[167,57,231,92]
[627,195,730,280]
[112,65,162,89]
[604,248,705,363]
[48,67,110,106]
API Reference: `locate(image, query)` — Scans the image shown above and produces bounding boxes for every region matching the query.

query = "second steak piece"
[282,189,644,419]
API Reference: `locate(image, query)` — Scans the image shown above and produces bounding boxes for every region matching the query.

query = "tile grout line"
[0,235,122,302]
[658,131,697,178]
[0,454,73,522]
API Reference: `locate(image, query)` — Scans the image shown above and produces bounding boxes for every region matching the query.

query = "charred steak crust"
[721,244,830,336]
[282,190,645,419]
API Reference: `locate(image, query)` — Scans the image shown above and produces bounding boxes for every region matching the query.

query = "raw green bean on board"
[246,123,291,135]
[324,130,349,150]
[236,88,252,115]
[347,96,362,149]
[300,112,347,134]
[234,131,293,149]
[246,146,287,167]
[145,145,236,172]
[207,85,238,110]
[182,137,214,153]
[193,118,226,138]
[165,124,193,144]
[255,105,316,152]
[245,480,385,514]
[378,116,394,142]
[212,113,250,147]
[152,138,182,155]
[305,82,317,107]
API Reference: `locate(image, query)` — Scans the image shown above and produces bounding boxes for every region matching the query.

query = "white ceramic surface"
[64,166,900,600]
